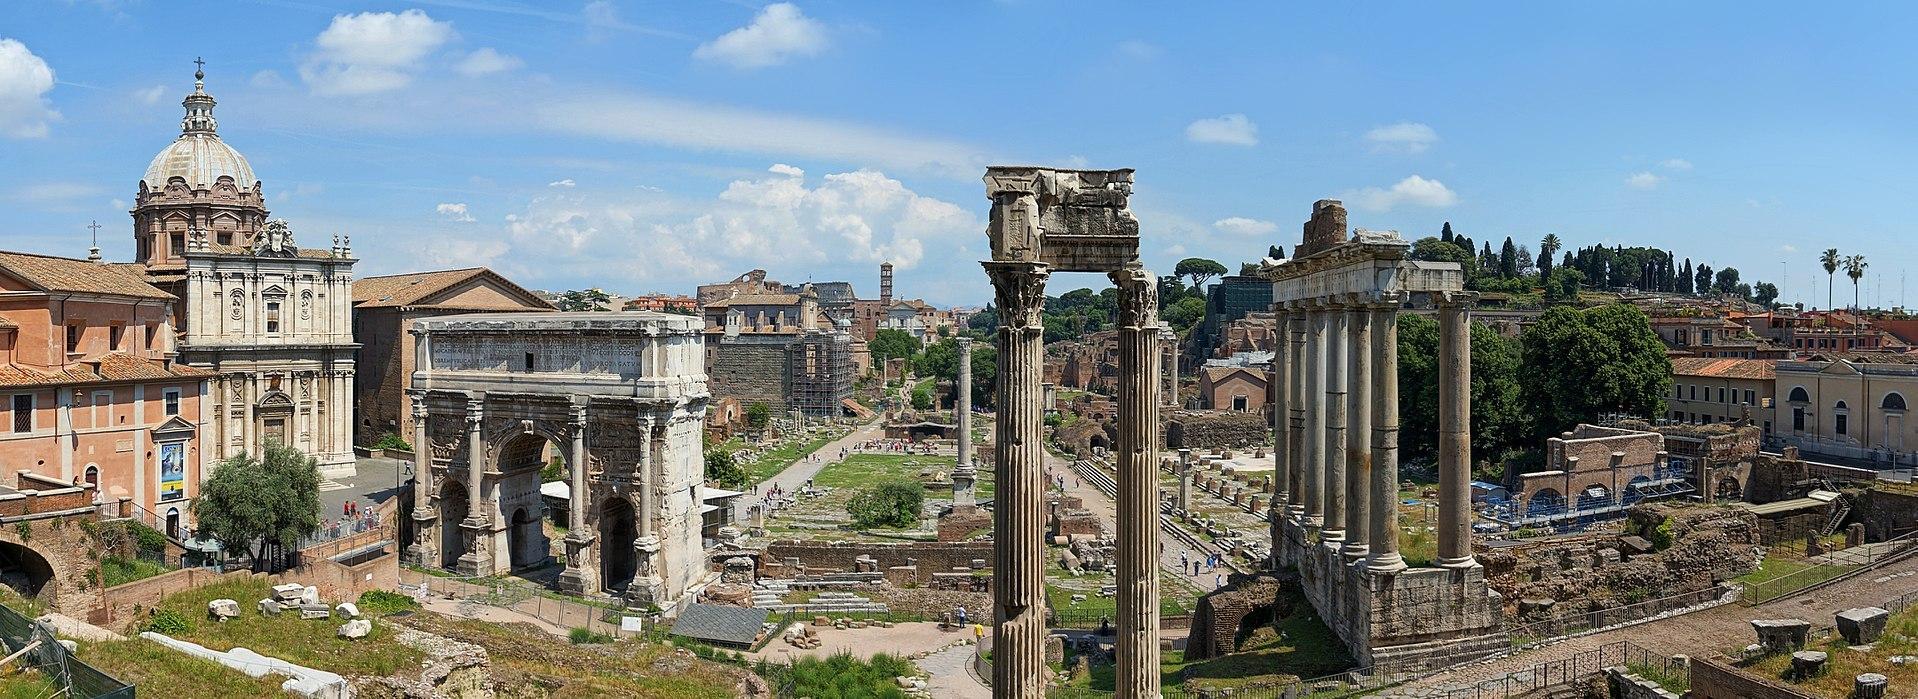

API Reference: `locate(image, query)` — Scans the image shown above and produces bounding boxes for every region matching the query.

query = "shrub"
[371,433,413,452]
[568,627,612,644]
[784,651,915,698]
[846,480,924,529]
[356,590,419,616]
[143,608,192,635]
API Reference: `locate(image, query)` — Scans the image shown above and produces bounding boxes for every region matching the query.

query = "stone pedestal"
[1837,606,1889,645]
[1752,618,1812,653]
[454,516,493,577]
[556,532,599,595]
[626,536,665,608]
[1855,673,1889,699]
[403,507,439,567]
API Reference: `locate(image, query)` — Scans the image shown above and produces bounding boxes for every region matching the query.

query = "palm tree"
[1821,248,1841,310]
[1845,254,1869,311]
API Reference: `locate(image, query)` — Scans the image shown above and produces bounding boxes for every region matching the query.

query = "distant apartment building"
[0,250,212,531]
[621,294,698,313]
[1668,357,1775,432]
[1775,352,1918,465]
[1193,275,1273,360]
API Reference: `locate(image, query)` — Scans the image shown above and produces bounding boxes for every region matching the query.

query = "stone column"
[1437,297,1477,568]
[1301,303,1324,528]
[1112,266,1162,697]
[953,337,977,507]
[1286,303,1307,521]
[631,415,663,604]
[1343,303,1371,562]
[984,260,1049,698]
[456,395,489,576]
[1368,303,1407,572]
[1322,301,1348,543]
[406,391,437,566]
[1269,307,1292,567]
[1160,326,1179,408]
[559,402,599,594]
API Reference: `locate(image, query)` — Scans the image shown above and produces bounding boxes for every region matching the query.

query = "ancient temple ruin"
[1265,201,1507,669]
[983,167,1163,697]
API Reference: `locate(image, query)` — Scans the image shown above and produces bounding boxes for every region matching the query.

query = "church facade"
[133,68,359,477]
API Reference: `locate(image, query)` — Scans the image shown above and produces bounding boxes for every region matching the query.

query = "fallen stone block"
[337,619,372,639]
[299,604,332,620]
[300,586,320,606]
[334,602,361,619]
[271,583,305,602]
[1836,607,1889,645]
[1856,673,1888,699]
[257,599,281,616]
[1752,618,1812,653]
[207,599,240,621]
[1790,650,1827,678]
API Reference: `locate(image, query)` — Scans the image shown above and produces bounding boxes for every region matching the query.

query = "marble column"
[984,260,1049,698]
[1160,326,1179,408]
[407,392,436,566]
[1368,303,1407,572]
[1342,304,1371,562]
[1269,308,1292,567]
[1322,302,1348,543]
[953,338,977,507]
[456,396,488,576]
[1301,304,1324,528]
[558,402,598,594]
[631,415,663,604]
[1437,298,1477,568]
[1112,266,1161,698]
[1286,304,1307,521]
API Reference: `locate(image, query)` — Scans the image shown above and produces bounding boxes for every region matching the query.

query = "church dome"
[141,67,258,189]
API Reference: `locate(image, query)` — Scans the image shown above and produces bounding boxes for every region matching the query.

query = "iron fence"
[1739,527,1918,604]
[1505,585,1728,644]
[0,603,133,698]
[398,567,654,641]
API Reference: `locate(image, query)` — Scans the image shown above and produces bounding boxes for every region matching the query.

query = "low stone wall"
[89,545,400,628]
[1161,410,1267,451]
[92,567,254,626]
[1605,666,1682,699]
[762,539,992,577]
[1688,656,1819,699]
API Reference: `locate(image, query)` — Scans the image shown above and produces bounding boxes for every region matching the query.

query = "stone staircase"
[752,579,891,613]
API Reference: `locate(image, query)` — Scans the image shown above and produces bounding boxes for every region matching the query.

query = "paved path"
[1384,549,1918,694]
[732,418,885,520]
[918,642,992,699]
[1044,449,1226,593]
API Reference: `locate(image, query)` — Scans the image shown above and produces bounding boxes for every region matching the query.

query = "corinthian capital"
[1110,265,1158,330]
[984,261,1049,331]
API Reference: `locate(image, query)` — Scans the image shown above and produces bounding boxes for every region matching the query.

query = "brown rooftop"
[0,250,174,300]
[353,267,550,310]
[0,352,212,388]
[1670,357,1776,380]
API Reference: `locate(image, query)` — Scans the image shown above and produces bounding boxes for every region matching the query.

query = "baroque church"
[133,66,358,477]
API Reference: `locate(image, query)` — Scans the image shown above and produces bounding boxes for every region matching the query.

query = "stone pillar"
[1177,448,1192,511]
[1322,302,1347,543]
[1160,326,1179,408]
[455,396,489,576]
[558,402,599,595]
[1286,303,1307,521]
[953,338,977,507]
[1269,308,1292,567]
[1368,303,1407,572]
[630,415,663,605]
[406,392,437,566]
[985,260,1049,698]
[1342,303,1371,562]
[1437,297,1476,568]
[1111,266,1161,697]
[1301,304,1324,528]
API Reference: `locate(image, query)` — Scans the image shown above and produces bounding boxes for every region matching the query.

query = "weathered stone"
[334,602,360,619]
[1855,672,1889,699]
[271,583,305,602]
[338,619,372,639]
[1752,618,1812,653]
[257,598,281,616]
[1789,650,1827,678]
[300,604,332,620]
[207,599,240,621]
[1836,607,1889,645]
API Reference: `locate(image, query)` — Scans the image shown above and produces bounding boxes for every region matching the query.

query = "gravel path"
[919,642,992,699]
[732,419,885,521]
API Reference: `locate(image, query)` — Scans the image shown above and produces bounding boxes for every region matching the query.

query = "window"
[264,302,281,333]
[163,389,180,416]
[66,325,80,353]
[1885,393,1908,412]
[524,352,535,371]
[145,323,160,352]
[1836,413,1849,436]
[1718,387,1727,403]
[1744,390,1755,405]
[108,325,123,351]
[1689,385,1697,400]
[10,394,31,433]
[1793,407,1805,431]
[1232,395,1249,412]
[1789,386,1809,403]
[91,390,112,426]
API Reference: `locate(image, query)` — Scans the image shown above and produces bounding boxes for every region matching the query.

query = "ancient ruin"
[983,166,1162,696]
[1265,201,1507,669]
[404,312,709,610]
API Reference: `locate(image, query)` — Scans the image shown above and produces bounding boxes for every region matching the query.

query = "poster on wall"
[159,441,185,501]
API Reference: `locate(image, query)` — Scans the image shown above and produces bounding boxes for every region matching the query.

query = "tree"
[1516,244,1536,278]
[1538,234,1561,278]
[1846,254,1869,310]
[1821,248,1842,310]
[1410,237,1474,265]
[1396,315,1529,469]
[705,449,746,488]
[553,288,611,312]
[1677,258,1694,294]
[870,329,922,364]
[1752,282,1780,309]
[1441,221,1455,244]
[1161,295,1206,334]
[1239,262,1262,277]
[1713,267,1741,295]
[1694,264,1713,296]
[745,402,771,429]
[1520,304,1670,442]
[192,443,321,572]
[1544,268,1586,304]
[1498,237,1519,279]
[910,382,934,411]
[846,480,924,529]
[915,338,996,407]
[1174,258,1229,290]
[1157,275,1192,305]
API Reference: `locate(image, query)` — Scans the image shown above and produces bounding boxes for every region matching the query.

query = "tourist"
[955,606,968,625]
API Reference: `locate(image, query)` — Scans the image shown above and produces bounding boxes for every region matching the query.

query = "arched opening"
[1576,485,1613,512]
[1788,386,1809,403]
[83,464,98,487]
[1527,488,1564,517]
[1883,393,1907,412]
[509,507,547,570]
[0,541,55,599]
[599,497,637,594]
[1623,475,1653,505]
[165,508,182,541]
[1715,476,1741,501]
[439,480,469,570]
[493,432,556,573]
[1089,433,1110,452]
[1835,400,1850,436]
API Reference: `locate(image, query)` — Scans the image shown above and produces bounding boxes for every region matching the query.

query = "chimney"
[879,262,894,306]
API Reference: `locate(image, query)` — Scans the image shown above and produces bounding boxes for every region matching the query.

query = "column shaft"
[1301,306,1324,527]
[1368,305,1407,572]
[1437,301,1476,568]
[1343,305,1371,560]
[568,406,589,532]
[954,338,976,506]
[1112,267,1161,698]
[1269,309,1292,567]
[464,399,484,519]
[1322,305,1348,542]
[1286,306,1306,519]
[985,261,1049,698]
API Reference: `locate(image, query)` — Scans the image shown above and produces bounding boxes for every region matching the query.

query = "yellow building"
[1774,352,1918,466]
[1668,357,1776,432]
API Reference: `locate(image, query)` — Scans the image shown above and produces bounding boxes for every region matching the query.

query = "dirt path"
[1386,551,1918,694]
[733,419,885,520]
[1045,449,1228,593]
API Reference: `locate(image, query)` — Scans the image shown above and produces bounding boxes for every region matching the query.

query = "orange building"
[0,250,211,534]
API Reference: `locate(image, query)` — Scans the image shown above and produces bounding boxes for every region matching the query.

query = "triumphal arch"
[1265,200,1506,669]
[403,312,709,610]
[983,167,1163,697]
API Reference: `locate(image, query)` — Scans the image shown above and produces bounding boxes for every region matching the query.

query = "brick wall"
[1688,657,1819,699]
[708,338,791,411]
[1864,488,1918,541]
[89,547,399,627]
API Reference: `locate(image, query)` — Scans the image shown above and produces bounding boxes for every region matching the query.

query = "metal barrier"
[1506,585,1729,643]
[397,568,654,640]
[1739,528,1918,604]
[0,603,134,698]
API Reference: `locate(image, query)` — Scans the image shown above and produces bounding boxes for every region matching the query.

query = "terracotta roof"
[0,251,175,300]
[1670,357,1776,380]
[0,352,212,388]
[704,293,800,307]
[353,267,550,310]
[1201,366,1268,383]
[1797,351,1918,365]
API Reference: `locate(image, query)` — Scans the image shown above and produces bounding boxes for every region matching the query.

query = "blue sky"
[2,1,1913,308]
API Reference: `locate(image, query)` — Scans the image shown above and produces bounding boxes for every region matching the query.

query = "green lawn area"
[1059,586,1355,695]
[1733,555,1815,586]
[1737,556,1856,603]
[1046,584,1189,620]
[813,453,996,500]
[1744,600,1918,697]
[136,576,425,677]
[728,427,853,485]
[99,555,173,587]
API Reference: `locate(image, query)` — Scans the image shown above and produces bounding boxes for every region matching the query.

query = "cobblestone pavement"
[1383,550,1918,694]
[918,642,992,699]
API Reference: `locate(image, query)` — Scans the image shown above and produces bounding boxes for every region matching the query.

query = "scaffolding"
[788,330,854,417]
[1489,459,1698,529]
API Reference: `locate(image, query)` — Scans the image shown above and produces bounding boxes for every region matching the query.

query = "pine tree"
[1441,221,1455,244]
[1499,237,1519,278]
[1677,258,1694,294]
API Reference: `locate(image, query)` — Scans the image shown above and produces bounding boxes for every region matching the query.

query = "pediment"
[258,390,294,407]
[1821,360,1861,376]
[151,415,197,437]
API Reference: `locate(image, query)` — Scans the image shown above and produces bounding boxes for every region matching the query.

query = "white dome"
[143,133,256,189]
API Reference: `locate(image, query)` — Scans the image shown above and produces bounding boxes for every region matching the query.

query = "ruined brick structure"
[1185,573,1289,660]
[1162,410,1269,450]
[761,539,993,576]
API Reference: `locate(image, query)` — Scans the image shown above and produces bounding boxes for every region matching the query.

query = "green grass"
[1626,660,1690,693]
[1744,601,1918,696]
[813,453,997,500]
[1060,586,1355,695]
[99,555,173,587]
[1046,584,1188,619]
[740,428,852,484]
[143,576,425,677]
[1733,555,1815,586]
[72,636,286,697]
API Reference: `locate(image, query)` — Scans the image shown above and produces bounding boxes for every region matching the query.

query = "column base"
[1436,555,1480,570]
[1339,542,1369,563]
[557,532,599,594]
[1318,527,1346,545]
[1365,552,1407,574]
[455,516,494,577]
[625,576,666,609]
[401,547,437,568]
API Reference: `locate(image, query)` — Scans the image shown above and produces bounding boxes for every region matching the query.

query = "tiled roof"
[352,267,548,310]
[0,251,175,300]
[668,604,769,647]
[0,353,212,388]
[1669,357,1776,380]
[1797,351,1918,365]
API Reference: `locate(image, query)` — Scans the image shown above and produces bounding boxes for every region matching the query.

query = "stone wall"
[1863,487,1918,541]
[90,547,398,628]
[1185,573,1287,660]
[1688,656,1819,699]
[762,539,992,577]
[1546,424,1664,473]
[1605,666,1683,699]
[1161,410,1269,450]
[708,338,792,411]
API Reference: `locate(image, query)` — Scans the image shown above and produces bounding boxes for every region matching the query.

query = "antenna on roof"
[86,220,102,263]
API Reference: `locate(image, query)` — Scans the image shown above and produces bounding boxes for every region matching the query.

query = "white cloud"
[549,179,576,188]
[1347,175,1458,211]
[251,70,287,88]
[132,84,167,106]
[1364,122,1438,154]
[1778,244,1798,254]
[0,39,60,138]
[300,9,457,95]
[455,47,522,77]
[1659,158,1692,171]
[1625,171,1662,189]
[1185,114,1258,146]
[7,182,101,203]
[693,3,828,69]
[1212,217,1278,236]
[436,202,476,222]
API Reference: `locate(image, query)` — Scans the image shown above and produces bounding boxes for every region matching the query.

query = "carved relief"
[1111,266,1159,329]
[299,290,313,320]
[987,264,1050,330]
[229,289,244,320]
[428,415,465,461]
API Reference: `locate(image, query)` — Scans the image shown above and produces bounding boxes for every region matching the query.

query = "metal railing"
[398,568,655,641]
[1739,528,1918,604]
[1506,585,1729,644]
[0,603,133,698]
